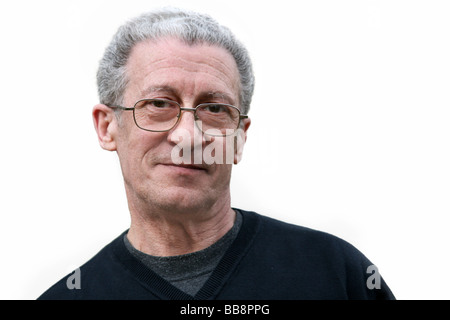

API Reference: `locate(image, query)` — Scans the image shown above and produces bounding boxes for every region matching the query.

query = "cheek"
[203,135,236,165]
[211,163,233,191]
[116,127,169,174]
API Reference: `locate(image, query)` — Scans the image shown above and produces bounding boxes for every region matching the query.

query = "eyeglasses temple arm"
[107,105,134,111]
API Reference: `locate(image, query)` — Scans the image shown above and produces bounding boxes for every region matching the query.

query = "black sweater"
[38,209,395,300]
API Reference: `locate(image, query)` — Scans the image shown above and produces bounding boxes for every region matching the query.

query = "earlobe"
[92,104,117,151]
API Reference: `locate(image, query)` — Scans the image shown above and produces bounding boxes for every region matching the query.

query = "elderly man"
[39,8,394,300]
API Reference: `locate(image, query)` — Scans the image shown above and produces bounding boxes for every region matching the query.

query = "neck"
[126,192,236,257]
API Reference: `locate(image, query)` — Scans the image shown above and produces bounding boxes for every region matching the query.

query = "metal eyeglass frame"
[107,98,248,137]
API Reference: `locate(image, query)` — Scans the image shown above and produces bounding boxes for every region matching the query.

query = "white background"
[0,0,449,300]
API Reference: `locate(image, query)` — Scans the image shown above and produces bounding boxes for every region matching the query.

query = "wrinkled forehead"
[124,37,241,105]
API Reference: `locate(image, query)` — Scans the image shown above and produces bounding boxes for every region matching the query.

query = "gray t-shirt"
[123,211,242,296]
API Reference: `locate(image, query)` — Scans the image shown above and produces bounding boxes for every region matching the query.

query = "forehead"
[124,37,240,104]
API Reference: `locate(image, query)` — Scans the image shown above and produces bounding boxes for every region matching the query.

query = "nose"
[175,108,201,135]
[167,107,206,151]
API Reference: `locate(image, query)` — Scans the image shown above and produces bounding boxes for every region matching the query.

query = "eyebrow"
[202,92,236,105]
[141,86,176,97]
[141,86,237,105]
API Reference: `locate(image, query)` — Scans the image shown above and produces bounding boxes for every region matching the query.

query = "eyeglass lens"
[133,99,241,135]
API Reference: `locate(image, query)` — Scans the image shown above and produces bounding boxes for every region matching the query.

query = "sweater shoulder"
[256,213,359,253]
[37,232,128,300]
[240,211,395,300]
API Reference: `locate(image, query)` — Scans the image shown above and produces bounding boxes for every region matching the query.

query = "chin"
[151,185,215,211]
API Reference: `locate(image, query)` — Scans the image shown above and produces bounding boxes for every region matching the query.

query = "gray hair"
[97,7,255,115]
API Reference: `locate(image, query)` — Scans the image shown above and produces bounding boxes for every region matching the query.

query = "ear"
[234,117,251,164]
[92,104,118,151]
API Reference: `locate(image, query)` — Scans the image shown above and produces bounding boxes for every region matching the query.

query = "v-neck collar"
[111,209,260,300]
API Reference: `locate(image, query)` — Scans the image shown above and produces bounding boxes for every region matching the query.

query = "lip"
[160,163,208,173]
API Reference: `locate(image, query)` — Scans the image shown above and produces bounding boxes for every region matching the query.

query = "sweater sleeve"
[333,238,395,300]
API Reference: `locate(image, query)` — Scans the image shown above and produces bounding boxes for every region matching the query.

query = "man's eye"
[150,100,171,108]
[205,104,227,113]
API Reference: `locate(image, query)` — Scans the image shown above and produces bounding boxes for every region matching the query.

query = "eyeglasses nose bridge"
[174,106,202,132]
[178,106,200,121]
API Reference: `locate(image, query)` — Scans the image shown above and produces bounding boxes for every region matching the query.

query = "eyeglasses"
[107,99,248,136]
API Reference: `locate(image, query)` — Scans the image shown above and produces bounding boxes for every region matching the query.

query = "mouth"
[160,163,208,174]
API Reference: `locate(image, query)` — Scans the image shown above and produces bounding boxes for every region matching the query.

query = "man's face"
[103,37,249,213]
